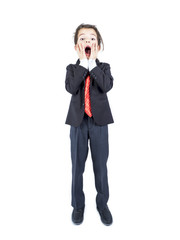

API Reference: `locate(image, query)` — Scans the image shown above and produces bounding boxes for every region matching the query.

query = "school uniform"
[65,58,114,211]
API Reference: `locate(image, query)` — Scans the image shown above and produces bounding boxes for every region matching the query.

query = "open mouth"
[85,46,91,55]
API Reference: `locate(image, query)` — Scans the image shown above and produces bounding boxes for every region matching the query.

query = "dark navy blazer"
[65,59,114,127]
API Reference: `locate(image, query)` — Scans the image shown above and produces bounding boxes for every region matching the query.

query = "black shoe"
[97,206,113,226]
[72,208,84,225]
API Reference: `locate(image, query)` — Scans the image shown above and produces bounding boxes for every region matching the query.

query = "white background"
[0,0,180,239]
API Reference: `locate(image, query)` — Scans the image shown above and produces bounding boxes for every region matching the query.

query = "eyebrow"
[79,33,97,37]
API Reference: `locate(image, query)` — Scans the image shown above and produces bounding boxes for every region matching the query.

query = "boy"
[65,24,114,225]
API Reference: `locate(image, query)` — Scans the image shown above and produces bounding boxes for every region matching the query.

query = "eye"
[91,38,96,41]
[80,38,84,41]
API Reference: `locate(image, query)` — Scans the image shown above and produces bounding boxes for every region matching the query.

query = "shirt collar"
[76,59,100,66]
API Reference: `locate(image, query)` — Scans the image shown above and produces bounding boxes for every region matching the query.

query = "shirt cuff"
[79,59,89,69]
[89,59,97,71]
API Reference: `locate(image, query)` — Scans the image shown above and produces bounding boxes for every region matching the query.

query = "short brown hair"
[74,23,104,50]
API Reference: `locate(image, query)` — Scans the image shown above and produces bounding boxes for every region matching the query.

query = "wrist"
[80,58,89,69]
[79,56,86,60]
[89,59,97,71]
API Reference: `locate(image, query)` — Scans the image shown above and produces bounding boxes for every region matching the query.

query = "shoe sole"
[71,215,84,225]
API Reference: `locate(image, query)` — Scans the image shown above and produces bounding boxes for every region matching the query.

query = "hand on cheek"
[76,43,86,60]
[90,43,98,60]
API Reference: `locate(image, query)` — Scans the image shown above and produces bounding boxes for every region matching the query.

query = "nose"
[86,39,90,43]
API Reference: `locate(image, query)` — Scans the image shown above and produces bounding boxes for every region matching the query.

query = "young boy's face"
[75,28,100,59]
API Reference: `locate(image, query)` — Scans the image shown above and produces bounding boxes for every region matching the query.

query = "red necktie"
[84,75,92,117]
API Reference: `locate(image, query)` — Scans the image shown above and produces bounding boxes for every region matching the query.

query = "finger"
[80,43,84,52]
[90,44,93,55]
[92,43,95,53]
[95,43,97,52]
[76,46,79,55]
[82,44,85,53]
[77,43,81,52]
[77,44,81,52]
[94,43,96,54]
[81,44,85,56]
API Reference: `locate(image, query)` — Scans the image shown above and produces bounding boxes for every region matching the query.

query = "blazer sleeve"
[65,64,88,95]
[90,63,113,93]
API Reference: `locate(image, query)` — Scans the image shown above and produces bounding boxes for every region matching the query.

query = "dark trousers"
[70,114,109,210]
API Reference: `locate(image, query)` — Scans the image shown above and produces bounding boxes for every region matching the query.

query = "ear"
[97,45,101,51]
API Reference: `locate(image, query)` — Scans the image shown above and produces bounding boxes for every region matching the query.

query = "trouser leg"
[70,118,88,209]
[89,119,109,210]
